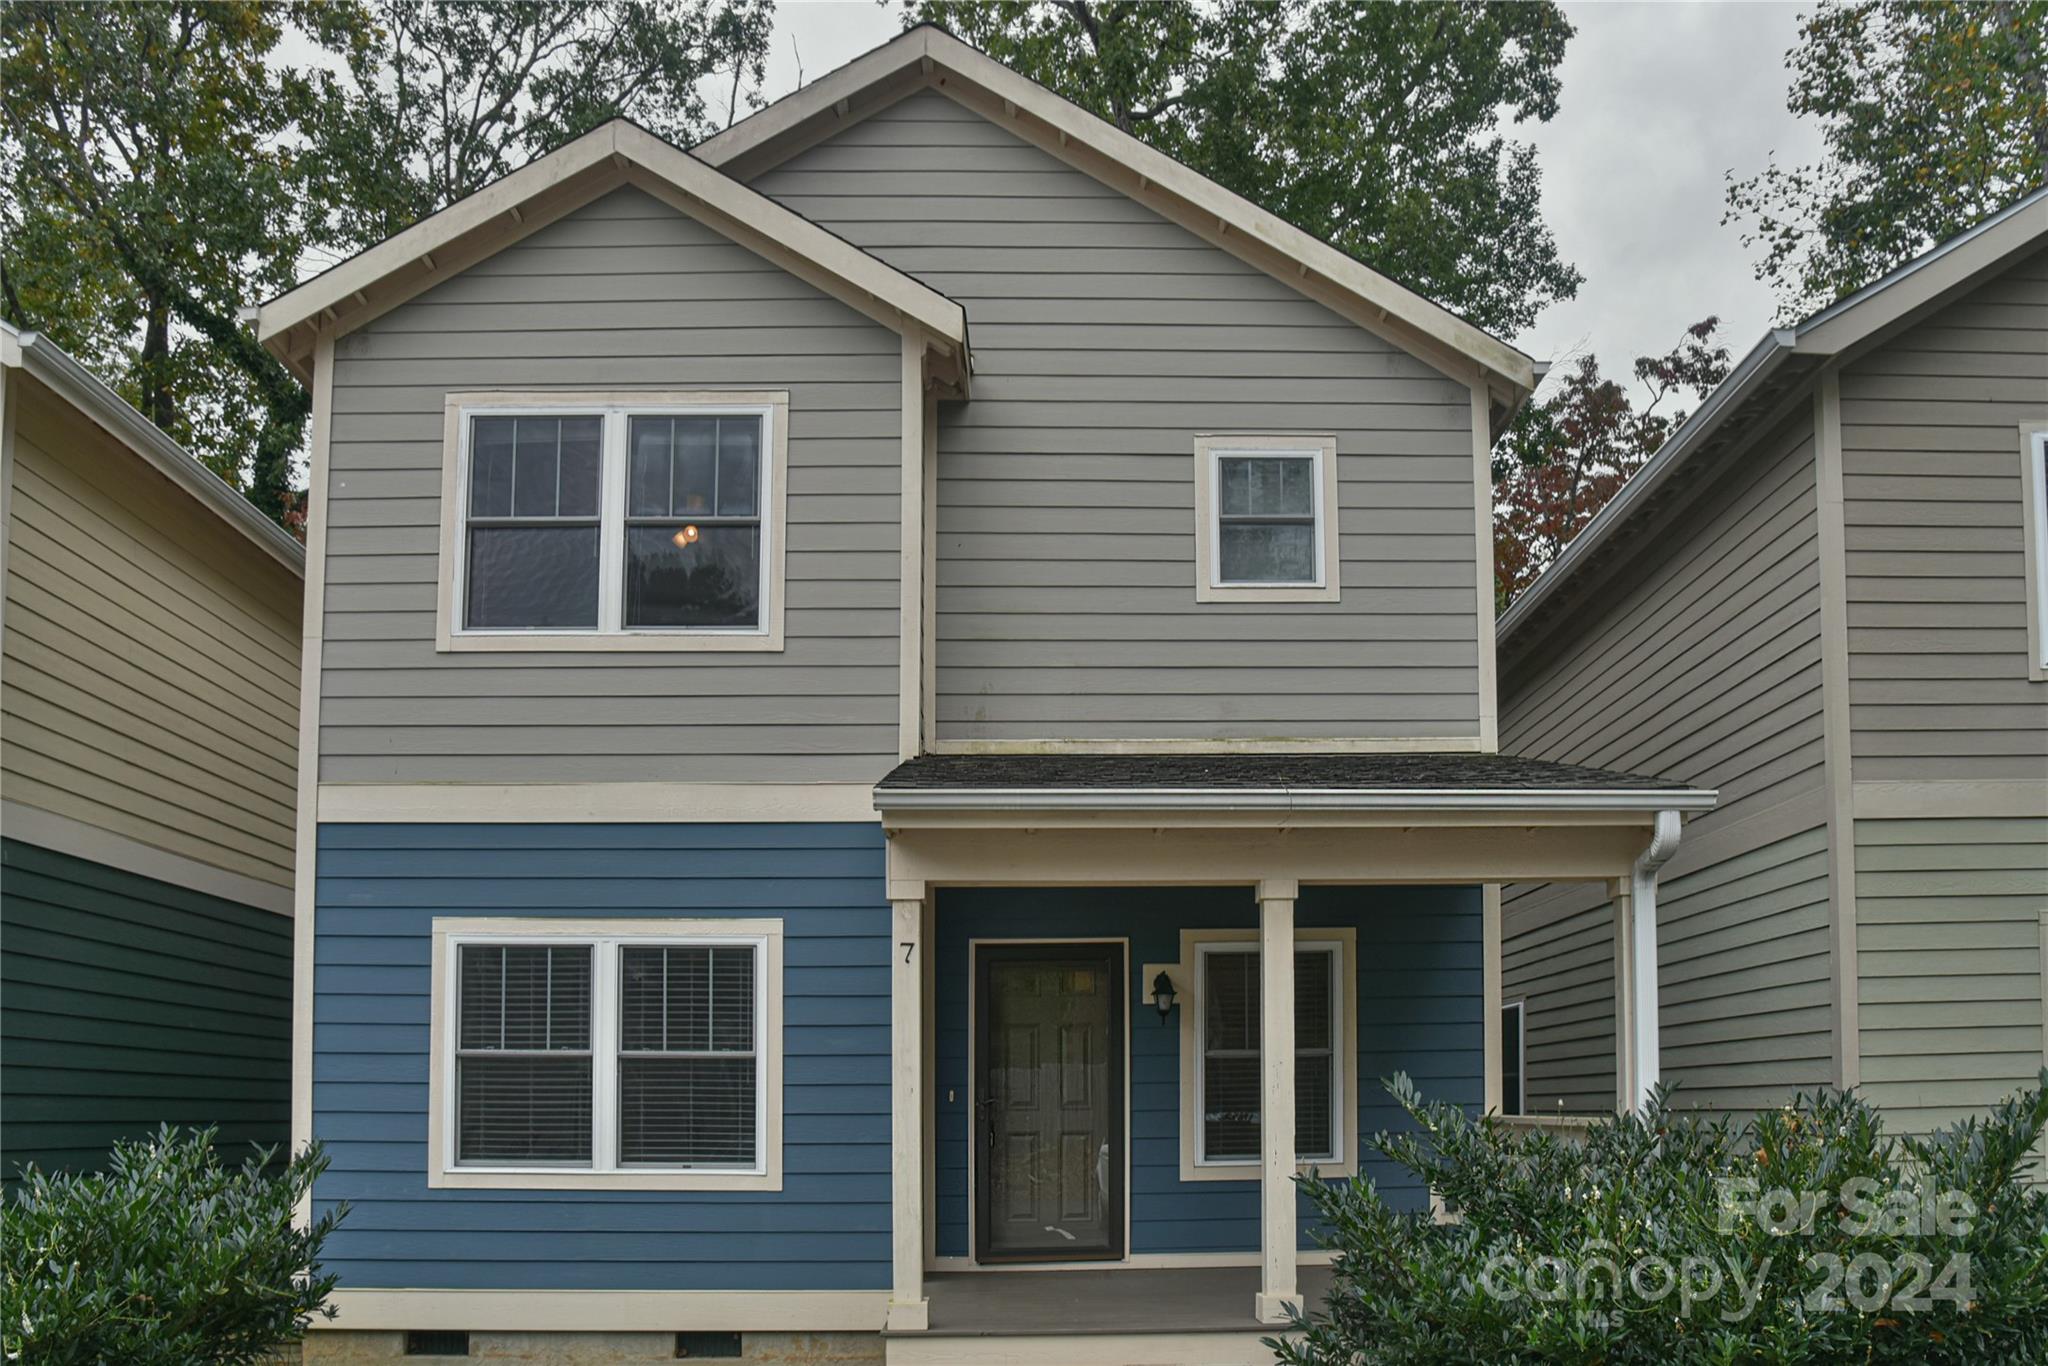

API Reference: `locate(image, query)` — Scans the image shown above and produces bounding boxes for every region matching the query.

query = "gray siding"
[2,379,300,886]
[1501,411,1836,1114]
[317,187,904,784]
[1853,814,2046,1133]
[751,92,1483,743]
[1839,244,2048,780]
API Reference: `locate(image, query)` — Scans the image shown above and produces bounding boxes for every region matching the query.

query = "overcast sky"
[753,1,1827,401]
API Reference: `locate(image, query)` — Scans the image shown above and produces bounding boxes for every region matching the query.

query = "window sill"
[428,1166,782,1192]
[436,628,784,654]
[1194,581,1341,605]
[1180,1157,1359,1183]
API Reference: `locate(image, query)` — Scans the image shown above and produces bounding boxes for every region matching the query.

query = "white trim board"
[2020,421,2048,683]
[320,1288,888,1333]
[316,782,880,823]
[0,800,292,915]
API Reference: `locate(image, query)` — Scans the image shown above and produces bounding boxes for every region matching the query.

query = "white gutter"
[1497,328,1796,645]
[3,325,305,573]
[872,786,1718,813]
[1623,809,1684,1111]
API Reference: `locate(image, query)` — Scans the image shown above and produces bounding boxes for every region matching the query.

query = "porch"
[886,1267,1335,1365]
[872,752,1714,1352]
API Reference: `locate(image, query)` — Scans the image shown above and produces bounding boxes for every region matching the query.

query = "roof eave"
[4,325,306,573]
[872,786,1718,813]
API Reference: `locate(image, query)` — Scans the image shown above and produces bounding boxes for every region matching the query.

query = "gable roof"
[254,120,970,393]
[1496,184,2048,670]
[1,322,305,573]
[694,24,1537,417]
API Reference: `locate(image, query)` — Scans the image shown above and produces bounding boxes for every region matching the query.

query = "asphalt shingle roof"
[876,752,1694,793]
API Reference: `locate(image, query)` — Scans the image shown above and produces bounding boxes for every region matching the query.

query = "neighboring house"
[0,324,303,1179]
[264,27,1714,1366]
[1497,190,2048,1132]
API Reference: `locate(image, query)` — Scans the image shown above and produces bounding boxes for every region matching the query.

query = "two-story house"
[267,28,1713,1365]
[1497,189,2048,1131]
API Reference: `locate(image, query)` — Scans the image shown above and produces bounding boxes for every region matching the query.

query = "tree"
[1,1,316,516]
[1492,318,1730,605]
[1726,0,2048,318]
[298,0,774,257]
[1,1,776,524]
[904,0,1582,336]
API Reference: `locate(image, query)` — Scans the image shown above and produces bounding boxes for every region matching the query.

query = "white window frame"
[1500,999,1526,1116]
[1191,432,1341,603]
[434,391,789,653]
[2020,423,2048,682]
[1173,926,1357,1182]
[427,917,783,1191]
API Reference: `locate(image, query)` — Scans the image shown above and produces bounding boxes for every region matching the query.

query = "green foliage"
[1,1,317,512]
[1273,1072,2048,1365]
[906,0,1583,336]
[298,0,775,248]
[1726,0,2048,317]
[1,1126,347,1366]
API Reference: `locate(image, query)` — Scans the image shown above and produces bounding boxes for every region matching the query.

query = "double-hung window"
[1194,940,1345,1167]
[431,919,782,1190]
[1192,434,1340,602]
[438,392,787,651]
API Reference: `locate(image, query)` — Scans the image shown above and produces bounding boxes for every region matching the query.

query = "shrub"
[2,1126,347,1365]
[1275,1071,2048,1365]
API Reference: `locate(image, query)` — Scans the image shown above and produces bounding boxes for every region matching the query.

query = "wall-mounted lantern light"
[1150,971,1178,1021]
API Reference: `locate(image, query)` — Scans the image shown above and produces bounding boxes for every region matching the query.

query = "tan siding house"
[0,325,304,1177]
[1497,191,2048,1126]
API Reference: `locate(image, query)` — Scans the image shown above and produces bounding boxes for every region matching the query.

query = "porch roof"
[874,752,1716,813]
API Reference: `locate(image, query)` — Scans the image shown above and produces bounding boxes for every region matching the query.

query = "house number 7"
[901,941,915,963]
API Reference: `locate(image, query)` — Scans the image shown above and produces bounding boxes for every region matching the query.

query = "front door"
[974,943,1126,1263]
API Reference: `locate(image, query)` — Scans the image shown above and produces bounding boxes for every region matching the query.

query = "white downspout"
[1627,810,1684,1110]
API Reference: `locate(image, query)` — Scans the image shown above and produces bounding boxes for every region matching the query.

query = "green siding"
[0,837,291,1178]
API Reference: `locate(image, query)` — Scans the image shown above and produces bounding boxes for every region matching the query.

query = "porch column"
[1615,811,1683,1112]
[887,894,929,1331]
[1256,878,1300,1324]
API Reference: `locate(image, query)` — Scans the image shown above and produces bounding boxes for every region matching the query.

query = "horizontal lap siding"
[931,885,1481,1257]
[1840,246,2048,781]
[311,822,890,1290]
[318,188,903,784]
[1501,411,1833,1114]
[1853,815,2047,1133]
[2,384,300,886]
[750,92,1482,742]
[0,839,290,1177]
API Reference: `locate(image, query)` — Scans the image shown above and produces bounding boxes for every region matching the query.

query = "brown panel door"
[974,943,1126,1262]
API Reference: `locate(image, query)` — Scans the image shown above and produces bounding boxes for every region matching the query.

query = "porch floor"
[911,1266,1333,1337]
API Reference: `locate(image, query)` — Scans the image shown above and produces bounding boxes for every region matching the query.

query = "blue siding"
[933,885,1483,1257]
[311,822,890,1291]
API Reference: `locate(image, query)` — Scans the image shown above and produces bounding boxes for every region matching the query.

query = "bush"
[1275,1072,2048,1365]
[2,1126,347,1365]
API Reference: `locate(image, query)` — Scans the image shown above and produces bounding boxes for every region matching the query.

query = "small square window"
[1193,435,1339,602]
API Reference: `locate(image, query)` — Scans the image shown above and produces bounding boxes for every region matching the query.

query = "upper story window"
[431,918,784,1191]
[1192,434,1340,603]
[436,392,788,652]
[2022,424,2048,682]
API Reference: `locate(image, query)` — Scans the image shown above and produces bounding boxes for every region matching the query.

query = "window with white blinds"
[443,929,770,1179]
[1196,942,1343,1165]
